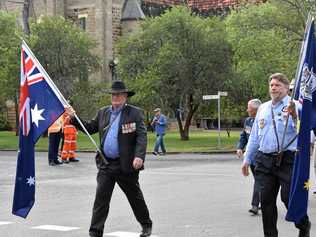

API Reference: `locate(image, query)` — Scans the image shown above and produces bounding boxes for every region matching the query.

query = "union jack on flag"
[13,41,66,218]
[19,44,45,136]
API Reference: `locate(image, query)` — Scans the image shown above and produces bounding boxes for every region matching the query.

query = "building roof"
[142,0,262,10]
[143,0,237,8]
[143,0,184,6]
[122,0,146,21]
[188,0,237,11]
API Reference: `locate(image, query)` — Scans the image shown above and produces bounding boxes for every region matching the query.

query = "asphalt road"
[0,151,315,237]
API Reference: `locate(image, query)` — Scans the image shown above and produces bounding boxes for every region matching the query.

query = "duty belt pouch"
[255,152,277,174]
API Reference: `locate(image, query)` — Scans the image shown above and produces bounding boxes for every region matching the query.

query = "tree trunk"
[14,92,19,136]
[177,94,199,141]
[226,128,231,138]
[176,114,187,140]
[22,0,31,36]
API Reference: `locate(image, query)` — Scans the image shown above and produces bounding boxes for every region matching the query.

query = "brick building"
[1,0,264,130]
[1,0,264,83]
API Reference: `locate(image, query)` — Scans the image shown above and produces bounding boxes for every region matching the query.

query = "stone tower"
[121,0,145,37]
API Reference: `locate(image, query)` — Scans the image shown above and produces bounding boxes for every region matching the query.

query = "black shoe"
[248,206,259,215]
[140,225,152,237]
[298,220,311,237]
[69,158,80,162]
[53,160,63,165]
[152,151,158,156]
[159,152,166,156]
[49,161,56,166]
[62,159,69,164]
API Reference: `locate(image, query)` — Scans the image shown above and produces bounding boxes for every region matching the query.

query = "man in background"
[151,108,167,156]
[237,98,262,215]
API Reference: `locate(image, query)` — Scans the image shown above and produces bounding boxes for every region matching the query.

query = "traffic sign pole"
[202,91,228,149]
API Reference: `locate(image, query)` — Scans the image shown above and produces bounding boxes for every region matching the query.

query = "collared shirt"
[237,117,255,150]
[102,106,123,159]
[244,95,299,165]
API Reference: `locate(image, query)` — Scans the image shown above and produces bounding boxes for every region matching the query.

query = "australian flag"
[12,41,66,218]
[286,19,316,223]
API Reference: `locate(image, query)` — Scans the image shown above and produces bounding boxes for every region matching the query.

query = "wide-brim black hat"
[107,80,135,97]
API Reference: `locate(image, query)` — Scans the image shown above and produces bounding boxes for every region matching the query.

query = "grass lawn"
[0,130,240,153]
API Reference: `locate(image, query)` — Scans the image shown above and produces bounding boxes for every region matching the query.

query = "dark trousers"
[89,160,152,237]
[250,164,260,207]
[255,151,310,237]
[48,131,62,163]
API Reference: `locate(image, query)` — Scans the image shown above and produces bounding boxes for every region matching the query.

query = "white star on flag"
[31,104,45,127]
[26,176,35,186]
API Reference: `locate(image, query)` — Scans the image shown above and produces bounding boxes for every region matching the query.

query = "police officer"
[237,98,262,215]
[242,73,311,237]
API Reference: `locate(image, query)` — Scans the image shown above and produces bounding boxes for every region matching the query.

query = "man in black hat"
[68,80,152,237]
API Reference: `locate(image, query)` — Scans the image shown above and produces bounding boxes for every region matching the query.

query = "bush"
[0,114,11,131]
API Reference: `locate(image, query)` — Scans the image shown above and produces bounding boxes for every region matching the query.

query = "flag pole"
[21,40,107,164]
[291,13,313,99]
[280,13,313,155]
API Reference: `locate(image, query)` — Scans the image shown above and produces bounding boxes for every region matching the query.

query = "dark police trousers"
[255,151,310,237]
[89,159,152,237]
[250,164,260,208]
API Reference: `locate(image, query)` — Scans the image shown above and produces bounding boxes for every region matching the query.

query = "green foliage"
[71,81,111,120]
[0,113,11,131]
[117,6,234,135]
[225,2,305,105]
[28,16,100,99]
[0,11,20,102]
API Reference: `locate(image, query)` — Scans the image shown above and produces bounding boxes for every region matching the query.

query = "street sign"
[203,91,228,148]
[203,95,219,100]
[218,91,228,96]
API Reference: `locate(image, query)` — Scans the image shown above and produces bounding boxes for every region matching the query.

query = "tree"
[28,16,101,113]
[117,7,233,140]
[0,11,21,132]
[22,0,31,35]
[225,1,311,106]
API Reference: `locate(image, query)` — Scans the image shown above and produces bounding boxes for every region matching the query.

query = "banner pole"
[280,13,313,154]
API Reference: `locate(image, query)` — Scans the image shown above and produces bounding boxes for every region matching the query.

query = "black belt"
[260,150,295,157]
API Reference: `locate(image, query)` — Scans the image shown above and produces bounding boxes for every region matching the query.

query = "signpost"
[202,95,219,100]
[202,91,228,148]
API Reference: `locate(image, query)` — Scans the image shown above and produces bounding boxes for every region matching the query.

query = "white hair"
[248,99,262,110]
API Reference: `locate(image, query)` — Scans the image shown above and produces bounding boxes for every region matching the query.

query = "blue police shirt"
[102,106,123,159]
[237,117,255,150]
[244,95,299,165]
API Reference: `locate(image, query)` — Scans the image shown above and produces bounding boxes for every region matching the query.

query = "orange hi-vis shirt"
[48,116,63,134]
[61,119,77,160]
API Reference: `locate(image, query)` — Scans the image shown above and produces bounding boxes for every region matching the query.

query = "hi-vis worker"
[48,116,64,166]
[61,114,79,163]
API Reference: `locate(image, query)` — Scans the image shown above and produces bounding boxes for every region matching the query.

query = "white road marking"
[105,231,158,237]
[0,221,13,225]
[32,225,80,231]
